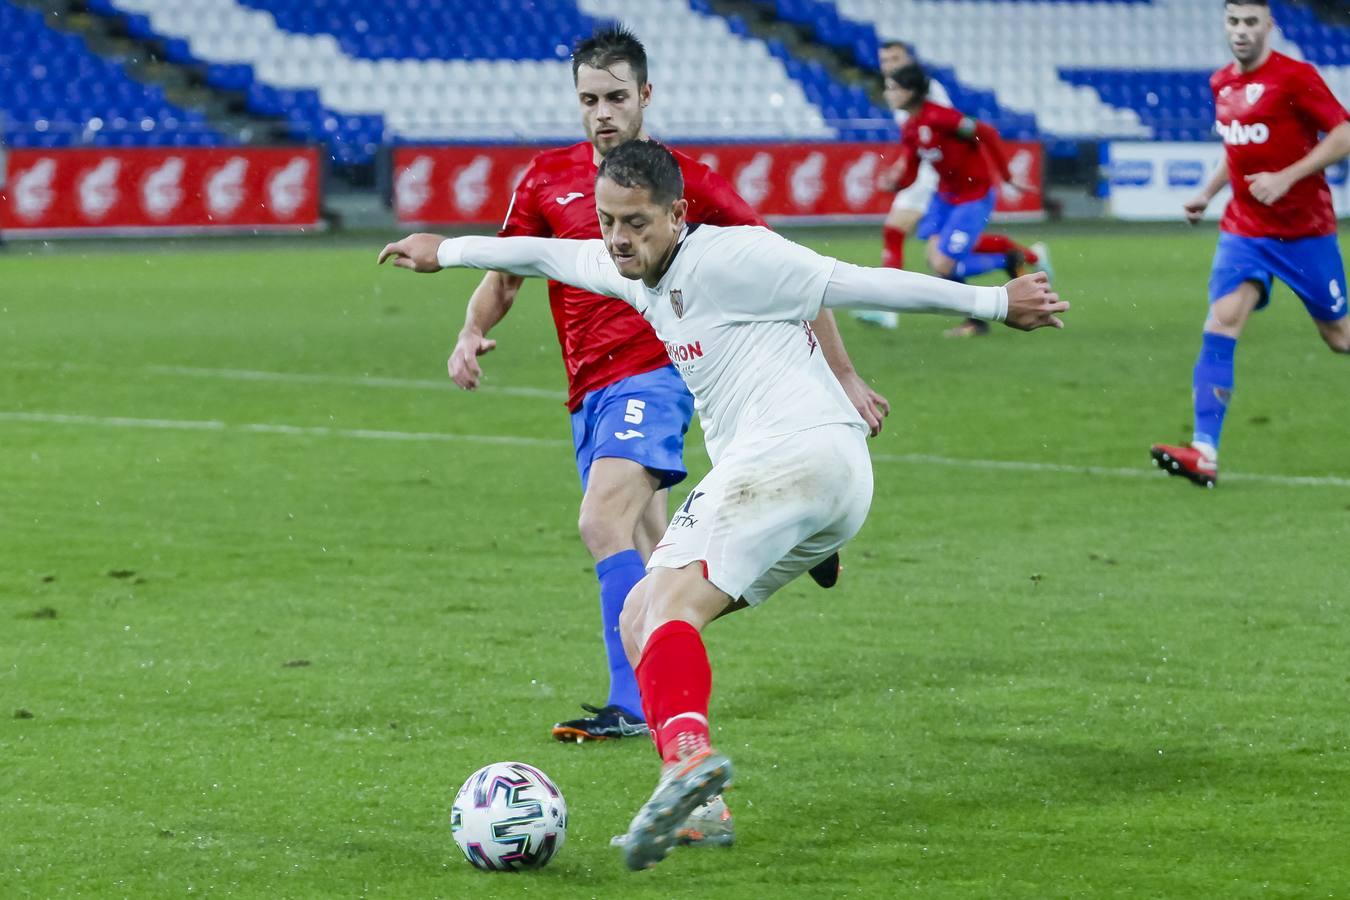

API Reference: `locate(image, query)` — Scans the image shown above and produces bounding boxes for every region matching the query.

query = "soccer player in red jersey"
[1151,1,1350,487]
[447,27,890,745]
[856,42,1046,331]
[879,63,1034,337]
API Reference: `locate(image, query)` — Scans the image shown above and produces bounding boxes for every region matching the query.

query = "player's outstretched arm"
[822,262,1067,331]
[379,233,626,300]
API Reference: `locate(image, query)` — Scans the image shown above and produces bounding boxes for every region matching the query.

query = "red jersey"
[897,101,1011,204]
[500,141,764,410]
[1212,51,1349,240]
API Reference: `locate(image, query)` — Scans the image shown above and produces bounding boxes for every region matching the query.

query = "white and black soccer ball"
[450,761,568,871]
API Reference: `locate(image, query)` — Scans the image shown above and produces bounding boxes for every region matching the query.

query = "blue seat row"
[0,1,226,149]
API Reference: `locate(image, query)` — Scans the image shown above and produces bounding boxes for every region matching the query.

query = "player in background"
[446,26,890,746]
[855,42,1047,330]
[379,139,1068,870]
[1151,0,1350,487]
[879,63,1034,338]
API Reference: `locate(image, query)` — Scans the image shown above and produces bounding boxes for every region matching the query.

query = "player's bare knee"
[1322,329,1350,354]
[577,503,625,559]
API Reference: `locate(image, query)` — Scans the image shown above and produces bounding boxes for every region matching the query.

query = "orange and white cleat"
[621,748,734,870]
[1150,443,1218,488]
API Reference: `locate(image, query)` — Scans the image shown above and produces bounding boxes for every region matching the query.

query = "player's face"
[576,62,651,158]
[883,77,915,112]
[595,177,687,284]
[878,45,911,73]
[1224,4,1273,66]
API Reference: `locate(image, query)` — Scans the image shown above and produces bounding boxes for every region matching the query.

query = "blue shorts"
[916,189,996,263]
[1209,232,1348,322]
[569,365,694,491]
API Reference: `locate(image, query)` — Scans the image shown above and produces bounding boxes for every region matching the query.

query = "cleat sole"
[1149,447,1216,489]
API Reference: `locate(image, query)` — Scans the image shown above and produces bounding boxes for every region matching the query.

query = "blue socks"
[595,549,647,720]
[1192,332,1238,452]
[956,253,1007,280]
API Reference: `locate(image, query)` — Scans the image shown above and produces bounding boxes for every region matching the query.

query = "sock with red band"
[881,226,906,269]
[635,620,713,764]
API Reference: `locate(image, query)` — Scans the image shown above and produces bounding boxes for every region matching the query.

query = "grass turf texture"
[2,226,1347,897]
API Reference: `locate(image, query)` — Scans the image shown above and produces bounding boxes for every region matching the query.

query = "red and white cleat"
[1150,443,1218,488]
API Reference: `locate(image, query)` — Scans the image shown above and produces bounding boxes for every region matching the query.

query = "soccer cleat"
[808,551,841,589]
[1030,241,1054,282]
[852,310,899,330]
[610,794,735,849]
[551,703,649,743]
[622,749,734,870]
[944,317,991,338]
[1150,443,1218,488]
[1005,247,1029,279]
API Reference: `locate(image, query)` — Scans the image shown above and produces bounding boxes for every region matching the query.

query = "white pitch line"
[1,361,568,401]
[0,411,570,448]
[872,452,1350,489]
[143,365,568,400]
[4,410,1348,489]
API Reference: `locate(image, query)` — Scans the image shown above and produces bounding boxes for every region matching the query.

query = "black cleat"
[551,703,649,743]
[1005,247,1028,279]
[808,552,841,589]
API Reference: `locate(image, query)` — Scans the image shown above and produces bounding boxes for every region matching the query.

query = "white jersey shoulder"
[630,224,864,462]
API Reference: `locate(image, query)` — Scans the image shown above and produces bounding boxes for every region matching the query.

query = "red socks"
[636,620,713,764]
[973,233,1038,265]
[881,226,905,269]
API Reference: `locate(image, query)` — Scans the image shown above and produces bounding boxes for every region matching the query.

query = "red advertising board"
[0,146,322,235]
[392,141,1043,225]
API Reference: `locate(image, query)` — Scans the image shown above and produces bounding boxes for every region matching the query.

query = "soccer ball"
[450,761,568,871]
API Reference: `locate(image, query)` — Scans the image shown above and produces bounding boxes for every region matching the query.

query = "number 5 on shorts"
[625,399,646,424]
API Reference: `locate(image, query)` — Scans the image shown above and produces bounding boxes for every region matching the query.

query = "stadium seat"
[0,1,225,149]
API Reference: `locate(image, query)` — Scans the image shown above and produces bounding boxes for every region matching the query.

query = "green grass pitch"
[2,225,1347,897]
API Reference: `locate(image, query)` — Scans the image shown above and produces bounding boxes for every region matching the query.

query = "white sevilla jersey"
[567,224,866,464]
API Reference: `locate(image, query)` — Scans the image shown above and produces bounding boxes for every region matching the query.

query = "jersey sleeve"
[927,104,968,137]
[698,227,835,322]
[1293,63,1350,134]
[440,236,635,306]
[498,160,550,238]
[682,160,767,227]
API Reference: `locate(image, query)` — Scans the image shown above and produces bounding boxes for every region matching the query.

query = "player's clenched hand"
[1245,171,1294,206]
[1183,194,1210,224]
[378,233,447,272]
[448,330,498,391]
[1003,271,1068,331]
[837,370,891,437]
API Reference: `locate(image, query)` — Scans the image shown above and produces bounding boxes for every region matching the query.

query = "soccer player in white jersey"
[379,140,1067,870]
[860,41,1050,333]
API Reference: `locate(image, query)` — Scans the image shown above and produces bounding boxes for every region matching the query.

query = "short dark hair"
[887,63,930,101]
[572,25,648,86]
[596,140,684,207]
[880,40,911,53]
[1225,0,1268,6]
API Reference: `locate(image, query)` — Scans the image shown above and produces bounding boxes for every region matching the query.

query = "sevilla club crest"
[1245,83,1264,106]
[670,289,685,318]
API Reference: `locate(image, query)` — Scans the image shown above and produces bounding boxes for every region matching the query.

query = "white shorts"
[648,424,874,605]
[891,160,940,215]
